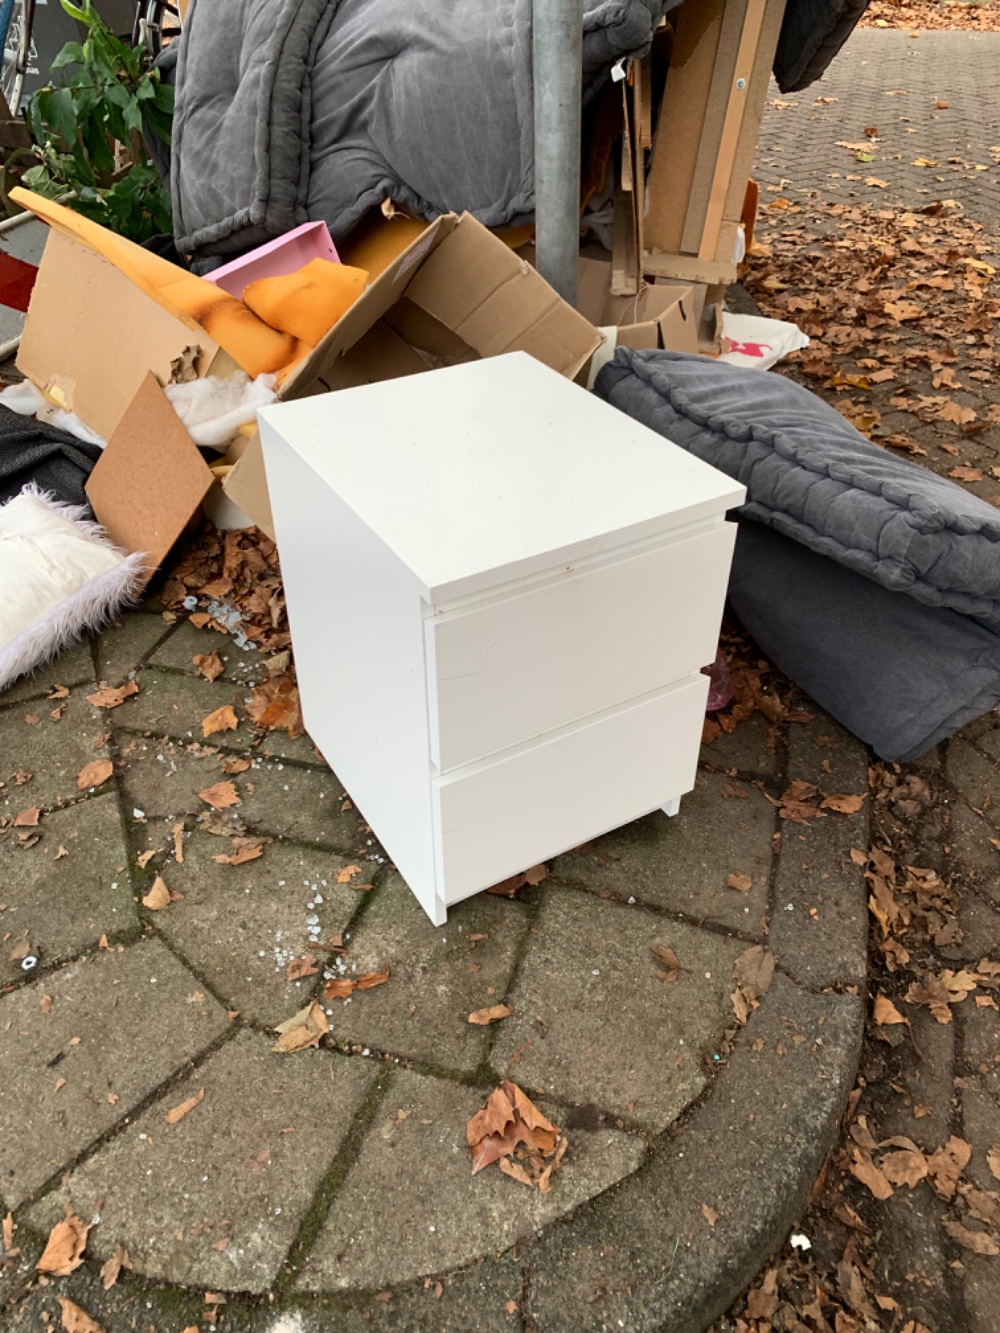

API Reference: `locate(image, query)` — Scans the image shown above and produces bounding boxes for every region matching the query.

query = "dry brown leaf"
[733,945,775,1005]
[2,1212,15,1255]
[523,864,548,886]
[246,674,304,738]
[13,807,40,827]
[467,1081,564,1187]
[468,1004,512,1026]
[873,994,907,1026]
[273,1000,328,1053]
[99,1243,132,1291]
[880,1149,928,1188]
[172,821,185,863]
[820,793,866,815]
[966,1187,1000,1228]
[136,849,156,869]
[948,463,983,479]
[76,759,113,791]
[142,875,181,911]
[192,652,224,682]
[849,1148,894,1199]
[727,872,753,892]
[498,1156,535,1187]
[198,780,241,810]
[166,1087,205,1124]
[286,954,319,981]
[355,965,390,990]
[87,682,139,710]
[58,1298,104,1333]
[701,1202,720,1227]
[213,836,267,866]
[927,1136,972,1199]
[943,1217,999,1255]
[36,1212,90,1275]
[988,1144,1000,1181]
[884,300,923,320]
[336,864,362,883]
[202,705,239,737]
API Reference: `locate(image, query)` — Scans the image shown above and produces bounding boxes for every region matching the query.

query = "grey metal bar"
[533,0,582,307]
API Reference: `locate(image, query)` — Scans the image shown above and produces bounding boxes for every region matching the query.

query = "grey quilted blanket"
[171,0,668,269]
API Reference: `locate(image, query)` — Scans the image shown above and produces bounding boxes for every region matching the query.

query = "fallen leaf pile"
[162,526,305,738]
[861,0,1000,29]
[744,198,1000,498]
[762,779,868,823]
[467,1080,567,1191]
[702,632,814,744]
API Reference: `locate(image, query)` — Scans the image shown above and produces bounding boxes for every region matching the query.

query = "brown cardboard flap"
[86,373,214,571]
[222,431,274,540]
[18,230,221,442]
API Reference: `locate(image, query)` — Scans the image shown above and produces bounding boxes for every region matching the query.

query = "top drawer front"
[427,522,735,772]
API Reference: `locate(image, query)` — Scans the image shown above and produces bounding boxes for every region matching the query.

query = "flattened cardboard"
[18,230,223,441]
[86,373,214,573]
[222,431,275,540]
[576,258,698,354]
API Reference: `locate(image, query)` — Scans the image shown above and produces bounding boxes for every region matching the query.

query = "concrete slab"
[118,667,320,764]
[145,828,362,1024]
[295,1067,645,1293]
[490,885,746,1132]
[768,722,869,989]
[27,1031,377,1295]
[551,770,775,935]
[93,615,173,688]
[700,710,781,777]
[0,937,228,1206]
[0,793,136,986]
[0,639,95,705]
[524,974,863,1333]
[0,693,113,817]
[327,874,531,1074]
[117,734,361,851]
[948,738,1000,826]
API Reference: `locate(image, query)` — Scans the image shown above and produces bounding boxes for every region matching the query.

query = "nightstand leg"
[661,797,681,818]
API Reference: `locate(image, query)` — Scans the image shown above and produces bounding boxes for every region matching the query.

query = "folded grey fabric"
[0,406,102,511]
[773,0,870,93]
[728,519,1000,762]
[595,348,1000,633]
[171,0,667,269]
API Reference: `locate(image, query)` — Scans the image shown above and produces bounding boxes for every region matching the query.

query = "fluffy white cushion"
[0,486,147,693]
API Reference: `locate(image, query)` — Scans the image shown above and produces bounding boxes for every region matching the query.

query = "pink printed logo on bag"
[727,340,773,358]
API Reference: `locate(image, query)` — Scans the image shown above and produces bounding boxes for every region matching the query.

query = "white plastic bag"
[719,311,809,371]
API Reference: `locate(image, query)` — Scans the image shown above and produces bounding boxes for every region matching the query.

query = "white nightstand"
[258,353,745,924]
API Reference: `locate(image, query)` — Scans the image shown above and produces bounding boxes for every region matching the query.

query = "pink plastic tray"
[204,221,340,300]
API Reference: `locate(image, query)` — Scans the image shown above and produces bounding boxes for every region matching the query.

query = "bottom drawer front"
[434,675,708,905]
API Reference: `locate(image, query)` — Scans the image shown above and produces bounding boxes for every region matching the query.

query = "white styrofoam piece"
[259,353,744,924]
[258,352,744,603]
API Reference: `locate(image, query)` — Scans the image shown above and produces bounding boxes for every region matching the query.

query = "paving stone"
[0,693,113,817]
[3,1273,204,1333]
[964,1253,1000,1333]
[0,938,227,1207]
[877,1188,953,1333]
[144,828,361,1024]
[117,733,361,850]
[961,1076,1000,1194]
[880,1008,957,1152]
[0,638,95,705]
[950,801,1000,896]
[0,794,136,987]
[490,884,745,1132]
[118,666,320,763]
[768,722,869,989]
[149,616,264,682]
[296,1066,645,1293]
[947,737,1000,824]
[967,713,1000,767]
[956,890,1000,960]
[551,770,774,936]
[28,1030,377,1295]
[700,710,780,777]
[959,991,1000,1075]
[328,873,531,1074]
[524,975,863,1333]
[92,613,174,689]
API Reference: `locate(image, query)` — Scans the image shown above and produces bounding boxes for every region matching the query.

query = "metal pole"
[533,0,582,308]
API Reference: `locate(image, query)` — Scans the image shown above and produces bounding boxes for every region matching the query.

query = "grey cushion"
[595,348,1000,632]
[728,519,1000,762]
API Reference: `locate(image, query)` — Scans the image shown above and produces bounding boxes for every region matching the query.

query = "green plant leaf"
[45,87,79,151]
[59,0,91,23]
[51,41,86,69]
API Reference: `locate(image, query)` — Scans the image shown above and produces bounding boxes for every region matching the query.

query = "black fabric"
[728,519,1000,762]
[0,405,102,509]
[773,0,870,93]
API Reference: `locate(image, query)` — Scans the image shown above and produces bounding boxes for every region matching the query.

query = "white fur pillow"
[0,486,147,693]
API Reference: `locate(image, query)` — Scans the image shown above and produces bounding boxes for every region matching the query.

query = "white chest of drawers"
[258,353,745,924]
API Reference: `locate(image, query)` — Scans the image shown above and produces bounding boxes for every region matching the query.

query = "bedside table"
[258,353,745,924]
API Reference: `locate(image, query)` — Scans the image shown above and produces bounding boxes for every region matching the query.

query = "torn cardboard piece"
[576,258,698,354]
[86,374,215,578]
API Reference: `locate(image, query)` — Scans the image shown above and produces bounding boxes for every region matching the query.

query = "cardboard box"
[59,211,601,549]
[212,213,602,539]
[576,257,698,354]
